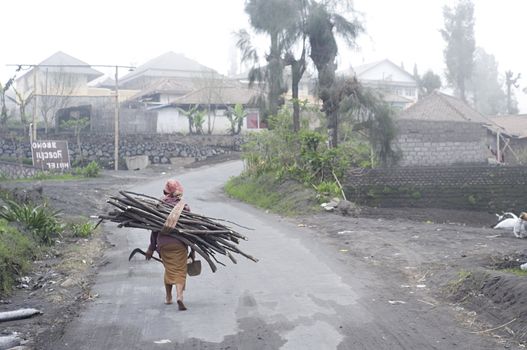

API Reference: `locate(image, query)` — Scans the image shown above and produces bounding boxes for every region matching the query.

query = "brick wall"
[395,120,488,166]
[344,165,527,212]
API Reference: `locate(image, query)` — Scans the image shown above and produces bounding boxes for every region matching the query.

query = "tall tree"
[238,0,299,118]
[420,70,442,97]
[505,70,521,114]
[470,48,507,115]
[441,0,475,102]
[306,0,362,147]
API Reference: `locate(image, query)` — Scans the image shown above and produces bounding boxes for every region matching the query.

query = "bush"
[0,200,63,245]
[0,220,38,295]
[80,161,100,178]
[69,221,95,238]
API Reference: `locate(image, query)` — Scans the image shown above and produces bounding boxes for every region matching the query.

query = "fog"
[1,0,525,112]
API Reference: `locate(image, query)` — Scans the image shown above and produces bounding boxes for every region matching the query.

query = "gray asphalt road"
[51,161,500,350]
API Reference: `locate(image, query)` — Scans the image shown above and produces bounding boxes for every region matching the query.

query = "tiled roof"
[399,91,494,124]
[489,115,527,139]
[120,52,218,84]
[18,51,103,82]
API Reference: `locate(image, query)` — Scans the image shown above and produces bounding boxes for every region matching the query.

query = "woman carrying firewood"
[145,179,195,310]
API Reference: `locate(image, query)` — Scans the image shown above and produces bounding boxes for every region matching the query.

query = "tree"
[177,105,204,135]
[237,0,300,118]
[226,103,248,135]
[306,0,363,147]
[37,67,76,133]
[441,0,475,102]
[420,70,442,96]
[8,87,33,125]
[505,70,521,114]
[470,48,507,115]
[0,75,16,127]
[61,114,89,164]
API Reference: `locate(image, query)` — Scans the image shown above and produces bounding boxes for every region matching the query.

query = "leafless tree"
[38,67,76,133]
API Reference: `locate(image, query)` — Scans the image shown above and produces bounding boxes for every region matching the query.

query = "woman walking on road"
[145,179,195,310]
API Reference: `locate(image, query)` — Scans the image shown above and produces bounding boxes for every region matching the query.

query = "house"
[340,59,418,110]
[119,51,220,90]
[16,51,103,98]
[121,52,264,134]
[486,114,527,165]
[133,80,261,134]
[394,91,500,166]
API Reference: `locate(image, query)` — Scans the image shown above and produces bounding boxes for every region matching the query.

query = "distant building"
[340,59,418,110]
[394,91,499,166]
[487,114,527,165]
[119,51,219,90]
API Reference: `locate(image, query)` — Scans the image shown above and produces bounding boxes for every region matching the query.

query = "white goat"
[492,212,519,230]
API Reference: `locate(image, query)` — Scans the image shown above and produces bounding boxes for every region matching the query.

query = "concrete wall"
[344,165,527,212]
[395,120,488,166]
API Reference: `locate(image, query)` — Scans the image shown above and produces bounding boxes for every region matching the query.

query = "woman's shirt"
[148,195,190,252]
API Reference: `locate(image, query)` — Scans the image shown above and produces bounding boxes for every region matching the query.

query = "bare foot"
[177,300,187,311]
[165,296,173,305]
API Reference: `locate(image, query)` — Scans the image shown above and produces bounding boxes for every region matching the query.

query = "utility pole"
[114,66,120,171]
[32,66,38,141]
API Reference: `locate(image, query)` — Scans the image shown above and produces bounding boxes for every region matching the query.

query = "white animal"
[492,212,519,230]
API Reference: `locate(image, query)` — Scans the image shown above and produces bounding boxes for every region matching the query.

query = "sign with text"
[31,140,71,171]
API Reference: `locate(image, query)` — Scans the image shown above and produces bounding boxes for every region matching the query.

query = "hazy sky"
[1,0,525,112]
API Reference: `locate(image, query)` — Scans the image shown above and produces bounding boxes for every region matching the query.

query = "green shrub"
[69,221,95,238]
[0,200,63,245]
[314,181,341,199]
[80,161,100,178]
[0,220,38,295]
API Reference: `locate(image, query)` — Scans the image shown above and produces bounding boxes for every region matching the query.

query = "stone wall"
[0,161,38,179]
[0,133,242,169]
[395,120,488,166]
[344,165,527,212]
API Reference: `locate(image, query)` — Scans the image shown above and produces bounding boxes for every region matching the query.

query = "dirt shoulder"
[298,209,527,347]
[0,164,180,349]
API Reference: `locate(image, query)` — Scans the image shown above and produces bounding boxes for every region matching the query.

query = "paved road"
[51,161,500,349]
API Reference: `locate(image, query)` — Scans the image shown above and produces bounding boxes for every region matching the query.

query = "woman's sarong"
[159,243,188,286]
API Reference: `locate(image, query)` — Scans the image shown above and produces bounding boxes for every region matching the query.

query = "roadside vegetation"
[0,160,101,182]
[0,190,97,296]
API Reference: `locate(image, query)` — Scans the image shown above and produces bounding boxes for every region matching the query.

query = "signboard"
[31,140,71,171]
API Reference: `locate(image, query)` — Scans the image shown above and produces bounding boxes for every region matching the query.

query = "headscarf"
[164,179,184,198]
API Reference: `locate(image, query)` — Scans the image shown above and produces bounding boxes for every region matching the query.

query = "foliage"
[61,116,90,162]
[79,161,100,178]
[470,48,507,115]
[193,110,207,135]
[419,70,442,96]
[314,181,340,199]
[441,0,475,101]
[0,219,38,295]
[306,1,363,147]
[177,105,203,135]
[0,200,63,245]
[224,173,319,216]
[241,108,370,193]
[68,221,96,238]
[226,104,248,135]
[505,70,521,114]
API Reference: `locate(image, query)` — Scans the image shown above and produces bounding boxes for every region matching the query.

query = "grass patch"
[0,219,39,295]
[501,268,527,277]
[224,172,319,216]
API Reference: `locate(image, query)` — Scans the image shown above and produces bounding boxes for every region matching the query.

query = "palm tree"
[305,1,363,147]
[237,0,300,119]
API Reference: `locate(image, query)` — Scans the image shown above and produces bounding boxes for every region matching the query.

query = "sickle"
[128,248,163,263]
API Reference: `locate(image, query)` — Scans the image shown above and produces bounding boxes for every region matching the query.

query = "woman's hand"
[145,249,153,260]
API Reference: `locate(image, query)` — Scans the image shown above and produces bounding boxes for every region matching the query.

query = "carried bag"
[187,259,202,276]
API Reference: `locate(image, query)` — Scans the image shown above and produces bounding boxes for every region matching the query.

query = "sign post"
[31,140,71,171]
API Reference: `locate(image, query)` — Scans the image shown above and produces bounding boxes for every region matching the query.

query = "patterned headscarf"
[164,179,184,197]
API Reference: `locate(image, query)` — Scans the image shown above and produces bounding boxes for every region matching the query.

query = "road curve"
[50,161,500,349]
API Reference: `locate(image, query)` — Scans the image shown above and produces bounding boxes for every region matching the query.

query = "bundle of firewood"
[97,191,257,272]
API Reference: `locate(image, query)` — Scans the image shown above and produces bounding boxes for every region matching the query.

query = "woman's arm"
[145,231,158,260]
